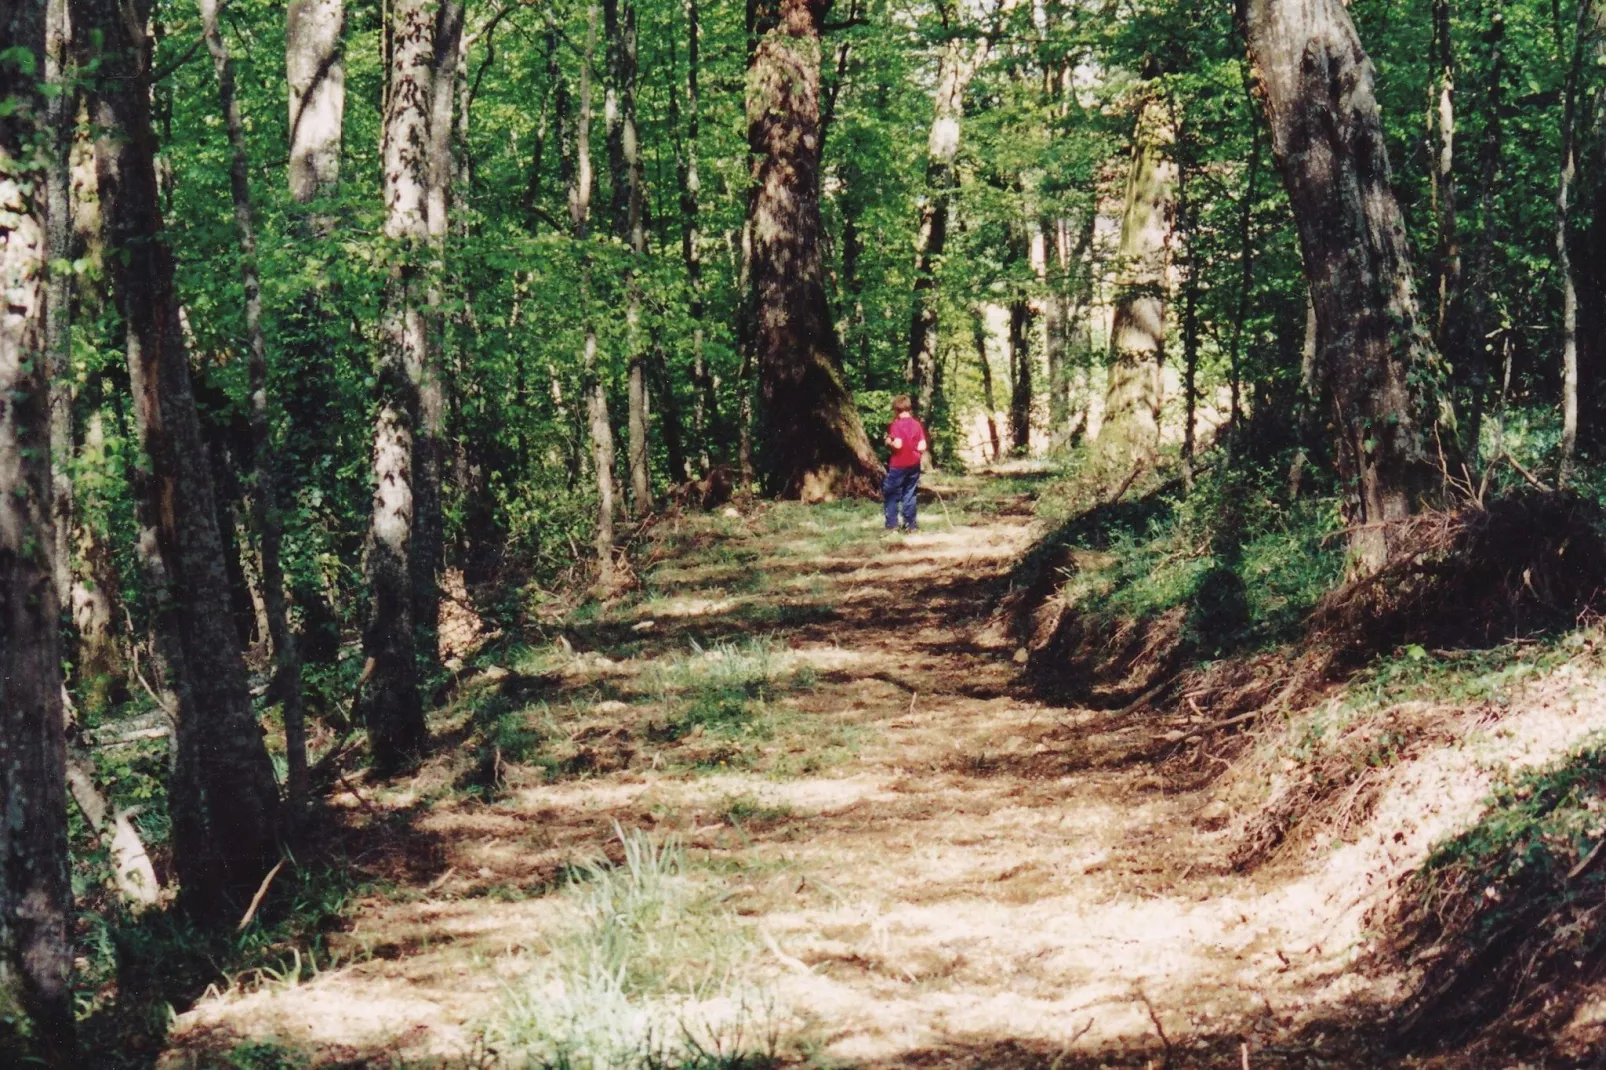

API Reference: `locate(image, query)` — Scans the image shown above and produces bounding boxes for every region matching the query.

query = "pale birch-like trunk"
[0,3,75,1052]
[1098,88,1176,466]
[287,0,344,203]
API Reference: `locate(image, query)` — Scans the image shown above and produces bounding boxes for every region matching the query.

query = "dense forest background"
[7,0,1606,1062]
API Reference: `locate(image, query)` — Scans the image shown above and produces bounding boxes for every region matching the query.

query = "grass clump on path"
[496,826,775,1070]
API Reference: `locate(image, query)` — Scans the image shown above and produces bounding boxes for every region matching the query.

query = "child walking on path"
[883,395,928,533]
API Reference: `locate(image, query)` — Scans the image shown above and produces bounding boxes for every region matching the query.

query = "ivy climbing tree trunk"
[287,0,345,204]
[0,3,75,1056]
[198,0,311,820]
[365,0,434,771]
[747,0,881,500]
[1243,0,1443,572]
[1097,84,1176,468]
[79,0,282,916]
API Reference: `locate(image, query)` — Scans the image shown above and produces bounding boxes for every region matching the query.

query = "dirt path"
[163,477,1419,1069]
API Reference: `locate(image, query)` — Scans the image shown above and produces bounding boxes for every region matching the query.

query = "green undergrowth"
[494,827,777,1070]
[1020,459,1346,659]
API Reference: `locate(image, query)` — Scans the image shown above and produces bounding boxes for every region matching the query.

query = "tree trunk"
[1430,0,1460,349]
[287,0,344,204]
[973,311,1001,462]
[0,5,75,1053]
[415,0,464,665]
[673,0,714,476]
[1009,296,1033,455]
[80,0,282,917]
[1044,217,1072,436]
[748,0,881,500]
[365,0,434,771]
[572,4,618,586]
[1243,0,1443,572]
[198,0,311,820]
[604,0,652,515]
[906,23,989,416]
[1557,0,1592,484]
[45,0,74,612]
[1098,87,1176,465]
[1461,7,1504,466]
[1288,291,1320,497]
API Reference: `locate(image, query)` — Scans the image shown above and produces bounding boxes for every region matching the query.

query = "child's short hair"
[891,394,914,414]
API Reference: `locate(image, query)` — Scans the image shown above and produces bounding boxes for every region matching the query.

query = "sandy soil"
[156,479,1606,1069]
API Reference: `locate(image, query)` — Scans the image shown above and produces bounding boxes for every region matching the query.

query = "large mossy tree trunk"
[0,4,75,1057]
[1097,86,1175,468]
[78,0,282,917]
[364,0,434,772]
[1244,0,1443,573]
[747,0,881,501]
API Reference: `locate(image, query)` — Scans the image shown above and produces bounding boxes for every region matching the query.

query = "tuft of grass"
[644,640,784,744]
[495,826,775,1070]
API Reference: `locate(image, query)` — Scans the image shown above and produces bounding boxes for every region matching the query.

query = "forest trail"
[165,475,1409,1069]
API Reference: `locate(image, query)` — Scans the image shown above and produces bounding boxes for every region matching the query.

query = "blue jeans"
[883,465,920,530]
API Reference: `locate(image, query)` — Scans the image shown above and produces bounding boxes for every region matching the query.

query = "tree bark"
[198,0,311,820]
[603,0,651,516]
[906,16,990,416]
[415,0,464,665]
[79,0,282,917]
[973,310,1001,462]
[748,0,881,500]
[1098,86,1176,466]
[672,0,715,476]
[573,4,618,586]
[287,0,344,204]
[1008,292,1033,454]
[365,0,434,771]
[1557,0,1593,484]
[1461,8,1504,466]
[0,5,75,1054]
[45,0,74,612]
[1243,0,1443,572]
[1429,0,1459,349]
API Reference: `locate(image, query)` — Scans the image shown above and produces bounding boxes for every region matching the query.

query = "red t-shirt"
[887,415,927,469]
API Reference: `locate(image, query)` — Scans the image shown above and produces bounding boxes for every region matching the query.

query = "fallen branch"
[236,858,286,931]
